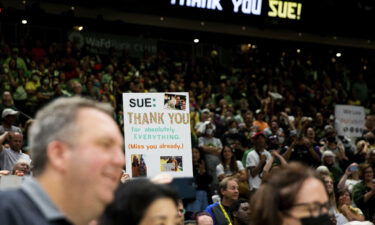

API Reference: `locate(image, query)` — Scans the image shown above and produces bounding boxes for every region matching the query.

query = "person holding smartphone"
[337,163,361,193]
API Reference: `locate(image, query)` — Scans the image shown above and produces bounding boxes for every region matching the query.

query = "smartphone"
[349,166,358,172]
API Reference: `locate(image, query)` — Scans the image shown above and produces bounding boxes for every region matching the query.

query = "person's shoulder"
[205,202,219,211]
[247,150,258,157]
[0,189,46,225]
[12,126,22,133]
[352,180,364,188]
[0,189,25,207]
[236,160,244,167]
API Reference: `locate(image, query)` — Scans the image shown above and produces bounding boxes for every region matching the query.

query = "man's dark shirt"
[0,177,73,225]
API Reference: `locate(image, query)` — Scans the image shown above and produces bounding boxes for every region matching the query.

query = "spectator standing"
[282,136,321,167]
[0,132,30,171]
[252,110,269,132]
[0,108,22,135]
[246,132,272,191]
[198,122,223,191]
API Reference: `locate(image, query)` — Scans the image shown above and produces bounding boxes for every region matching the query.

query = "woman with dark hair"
[99,179,180,225]
[216,145,248,197]
[352,163,375,222]
[251,163,333,225]
[216,145,246,182]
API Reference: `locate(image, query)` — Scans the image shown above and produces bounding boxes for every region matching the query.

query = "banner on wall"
[123,92,193,178]
[334,105,365,137]
[68,31,157,57]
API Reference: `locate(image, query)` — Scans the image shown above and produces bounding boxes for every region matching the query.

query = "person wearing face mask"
[221,119,247,160]
[199,122,223,193]
[251,163,334,225]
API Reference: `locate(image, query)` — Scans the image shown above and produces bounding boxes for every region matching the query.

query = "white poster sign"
[123,93,193,178]
[334,105,365,137]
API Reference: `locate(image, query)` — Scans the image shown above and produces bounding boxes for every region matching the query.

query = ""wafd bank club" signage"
[170,0,302,20]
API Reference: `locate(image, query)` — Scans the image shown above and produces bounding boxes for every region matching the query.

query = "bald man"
[0,132,31,171]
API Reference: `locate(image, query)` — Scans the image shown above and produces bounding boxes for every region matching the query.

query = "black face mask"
[300,214,333,225]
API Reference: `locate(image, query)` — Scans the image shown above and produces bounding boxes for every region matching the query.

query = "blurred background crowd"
[0,0,375,224]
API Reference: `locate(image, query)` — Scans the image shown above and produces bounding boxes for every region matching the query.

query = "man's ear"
[46,141,71,173]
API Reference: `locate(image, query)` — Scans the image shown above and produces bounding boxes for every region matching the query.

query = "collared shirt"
[21,177,67,221]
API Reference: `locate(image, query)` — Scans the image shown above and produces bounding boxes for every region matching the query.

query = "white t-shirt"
[198,137,223,152]
[246,149,272,190]
[216,160,244,177]
[345,179,361,193]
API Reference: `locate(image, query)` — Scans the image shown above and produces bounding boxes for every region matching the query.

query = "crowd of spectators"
[0,37,374,225]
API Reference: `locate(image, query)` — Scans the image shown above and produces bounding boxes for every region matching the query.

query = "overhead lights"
[73,26,84,31]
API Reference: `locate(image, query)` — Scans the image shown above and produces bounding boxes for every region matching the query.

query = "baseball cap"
[2,108,19,118]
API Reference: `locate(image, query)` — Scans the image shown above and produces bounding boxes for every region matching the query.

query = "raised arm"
[0,132,10,153]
